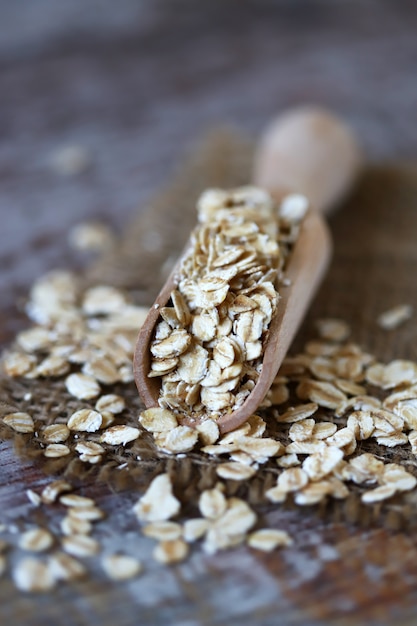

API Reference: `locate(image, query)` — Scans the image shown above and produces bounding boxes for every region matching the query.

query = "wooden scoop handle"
[253,106,361,214]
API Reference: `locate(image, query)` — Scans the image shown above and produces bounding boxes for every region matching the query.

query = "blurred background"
[1,0,417,337]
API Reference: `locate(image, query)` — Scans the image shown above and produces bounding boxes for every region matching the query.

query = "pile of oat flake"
[149,186,305,418]
[0,236,416,592]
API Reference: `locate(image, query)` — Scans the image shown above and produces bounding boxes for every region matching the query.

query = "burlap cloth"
[1,132,417,528]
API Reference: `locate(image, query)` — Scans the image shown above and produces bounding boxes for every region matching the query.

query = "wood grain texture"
[1,3,417,625]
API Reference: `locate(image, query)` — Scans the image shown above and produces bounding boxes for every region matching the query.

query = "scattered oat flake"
[142,521,182,541]
[82,358,120,385]
[297,380,347,409]
[60,516,92,536]
[246,414,267,438]
[377,304,413,330]
[44,444,71,458]
[79,453,103,464]
[153,539,189,564]
[230,450,255,466]
[326,428,356,450]
[312,422,338,439]
[316,319,350,342]
[247,529,293,551]
[347,411,374,440]
[59,494,95,508]
[37,355,70,377]
[100,411,116,429]
[382,467,417,491]
[95,394,126,414]
[276,453,300,468]
[41,480,73,504]
[75,441,105,456]
[384,360,417,388]
[160,426,199,453]
[289,418,315,442]
[278,467,309,492]
[199,488,227,520]
[361,485,397,504]
[67,409,102,433]
[13,557,55,592]
[82,285,126,315]
[220,423,251,444]
[134,474,180,522]
[303,447,344,481]
[216,462,257,481]
[69,221,114,252]
[3,412,34,433]
[213,498,257,537]
[19,528,54,553]
[335,379,366,396]
[286,440,326,455]
[365,363,386,387]
[65,373,100,400]
[196,419,220,445]
[139,407,178,432]
[48,551,86,581]
[68,506,105,522]
[276,403,319,423]
[393,399,417,430]
[102,554,142,580]
[236,436,283,460]
[183,518,210,542]
[375,433,408,447]
[201,443,234,456]
[42,423,70,443]
[203,528,246,554]
[2,352,36,377]
[62,535,100,558]
[100,425,140,445]
[294,482,332,505]
[26,490,41,506]
[17,327,51,352]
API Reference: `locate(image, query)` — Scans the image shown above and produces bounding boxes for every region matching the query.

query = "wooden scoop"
[134,107,361,433]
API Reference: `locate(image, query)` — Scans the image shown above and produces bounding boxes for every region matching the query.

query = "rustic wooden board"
[1,3,417,624]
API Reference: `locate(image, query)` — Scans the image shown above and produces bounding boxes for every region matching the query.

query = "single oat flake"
[199,488,227,520]
[61,535,100,558]
[101,554,143,580]
[153,539,189,564]
[13,558,55,592]
[67,409,102,432]
[59,494,96,508]
[19,528,54,553]
[142,521,182,542]
[43,444,71,458]
[48,552,86,581]
[3,412,34,434]
[65,373,101,400]
[41,480,73,504]
[247,529,293,551]
[377,304,413,330]
[100,425,140,445]
[134,474,180,523]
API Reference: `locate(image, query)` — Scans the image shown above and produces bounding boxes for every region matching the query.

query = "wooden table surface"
[1,3,417,624]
